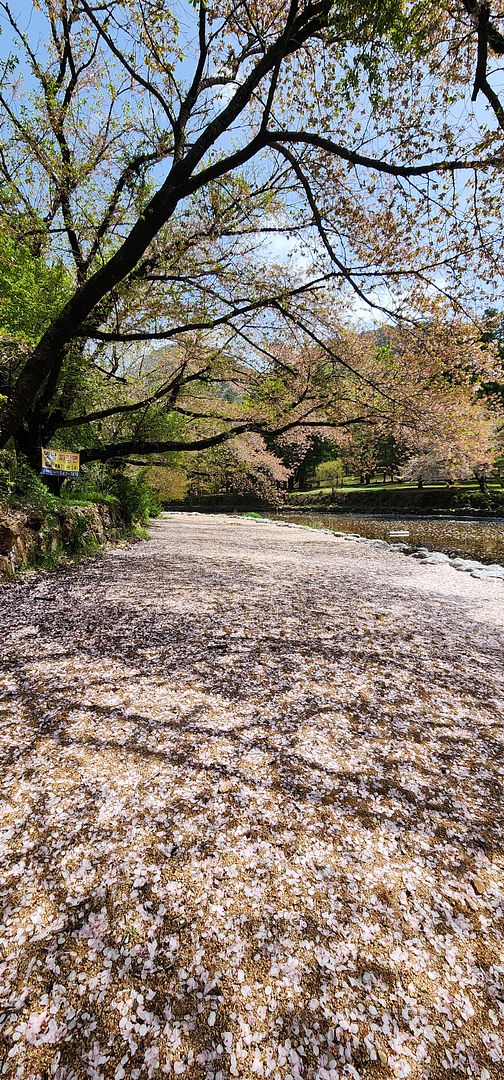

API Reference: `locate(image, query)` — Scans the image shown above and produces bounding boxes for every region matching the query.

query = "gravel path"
[0,513,503,1080]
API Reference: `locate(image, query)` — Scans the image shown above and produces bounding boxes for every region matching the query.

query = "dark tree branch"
[86,145,171,269]
[78,411,377,466]
[79,424,255,463]
[264,129,504,176]
[105,458,175,467]
[472,1,490,99]
[78,272,337,343]
[260,0,299,130]
[462,0,504,53]
[274,143,401,320]
[272,414,373,436]
[173,0,208,161]
[59,368,209,428]
[468,1,504,127]
[272,301,412,411]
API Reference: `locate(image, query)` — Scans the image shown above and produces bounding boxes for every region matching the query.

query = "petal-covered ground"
[0,513,503,1080]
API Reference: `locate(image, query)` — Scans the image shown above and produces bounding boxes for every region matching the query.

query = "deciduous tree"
[0,0,503,466]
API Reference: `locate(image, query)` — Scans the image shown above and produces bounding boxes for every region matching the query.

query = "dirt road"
[0,513,503,1079]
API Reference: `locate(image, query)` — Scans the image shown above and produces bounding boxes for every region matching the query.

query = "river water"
[270,512,504,564]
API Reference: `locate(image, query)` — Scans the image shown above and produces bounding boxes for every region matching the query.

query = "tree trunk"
[43,473,65,496]
[297,460,308,490]
[14,423,42,473]
[0,6,332,450]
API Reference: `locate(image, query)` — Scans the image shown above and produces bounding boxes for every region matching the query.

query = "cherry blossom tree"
[400,448,494,489]
[0,0,503,466]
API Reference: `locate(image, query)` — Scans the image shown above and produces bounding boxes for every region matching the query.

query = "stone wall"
[0,502,123,578]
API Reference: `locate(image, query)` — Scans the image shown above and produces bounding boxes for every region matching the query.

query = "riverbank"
[171,483,504,519]
[265,511,504,567]
[1,513,503,1079]
[284,485,504,516]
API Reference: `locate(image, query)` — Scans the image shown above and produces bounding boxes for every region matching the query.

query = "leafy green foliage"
[0,227,71,342]
[327,0,435,104]
[63,465,163,522]
[108,470,162,526]
[12,460,60,513]
[0,448,14,496]
[454,488,504,512]
[315,459,345,491]
[286,483,504,514]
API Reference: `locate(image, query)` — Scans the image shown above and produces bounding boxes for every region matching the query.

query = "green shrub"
[63,510,102,558]
[454,489,504,512]
[63,464,161,521]
[12,459,59,513]
[286,484,504,514]
[0,449,14,498]
[60,487,118,507]
[315,459,344,491]
[108,470,162,526]
[62,463,117,505]
[146,484,162,518]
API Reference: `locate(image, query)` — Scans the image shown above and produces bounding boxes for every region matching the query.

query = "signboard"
[41,448,80,478]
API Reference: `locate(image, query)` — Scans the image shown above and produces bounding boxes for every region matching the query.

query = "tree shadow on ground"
[0,530,503,1077]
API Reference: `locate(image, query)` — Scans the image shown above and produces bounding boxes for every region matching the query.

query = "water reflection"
[271,512,504,564]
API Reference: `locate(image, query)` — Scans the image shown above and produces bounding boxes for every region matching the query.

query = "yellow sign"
[41,448,80,477]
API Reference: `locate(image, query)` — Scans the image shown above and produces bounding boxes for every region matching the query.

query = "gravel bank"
[0,513,503,1080]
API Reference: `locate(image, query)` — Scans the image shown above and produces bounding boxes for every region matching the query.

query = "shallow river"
[270,511,504,564]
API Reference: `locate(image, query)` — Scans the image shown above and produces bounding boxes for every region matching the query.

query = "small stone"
[0,554,14,578]
[377,1048,388,1066]
[471,876,486,895]
[0,522,20,553]
[450,559,483,572]
[471,566,504,580]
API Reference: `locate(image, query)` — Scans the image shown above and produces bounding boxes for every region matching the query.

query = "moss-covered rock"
[0,501,126,579]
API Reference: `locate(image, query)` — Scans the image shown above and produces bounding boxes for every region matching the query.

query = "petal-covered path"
[1,513,503,1080]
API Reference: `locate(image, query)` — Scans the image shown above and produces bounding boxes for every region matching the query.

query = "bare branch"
[79,0,176,127]
[274,143,401,321]
[78,272,337,343]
